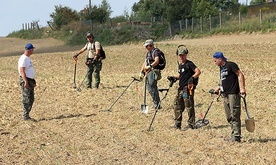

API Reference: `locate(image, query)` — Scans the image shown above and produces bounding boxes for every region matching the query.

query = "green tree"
[131,0,165,21]
[165,0,193,22]
[208,0,240,15]
[250,0,265,5]
[80,0,111,24]
[191,0,218,18]
[50,5,80,30]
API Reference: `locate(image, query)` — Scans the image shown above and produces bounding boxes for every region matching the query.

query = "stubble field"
[0,33,275,164]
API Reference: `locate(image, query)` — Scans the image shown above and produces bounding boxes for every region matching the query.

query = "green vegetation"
[6,0,276,46]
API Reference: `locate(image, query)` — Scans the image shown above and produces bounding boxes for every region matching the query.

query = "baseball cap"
[213,52,227,61]
[86,32,94,38]
[25,43,35,50]
[143,39,154,47]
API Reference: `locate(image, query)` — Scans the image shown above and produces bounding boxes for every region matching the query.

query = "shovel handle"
[240,94,252,119]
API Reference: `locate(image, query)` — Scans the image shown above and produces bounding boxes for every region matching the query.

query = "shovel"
[241,94,255,132]
[141,77,149,114]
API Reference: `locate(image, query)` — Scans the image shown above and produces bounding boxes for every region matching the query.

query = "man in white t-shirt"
[18,43,36,121]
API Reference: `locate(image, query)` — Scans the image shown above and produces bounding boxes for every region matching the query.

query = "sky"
[0,0,139,37]
[0,0,247,37]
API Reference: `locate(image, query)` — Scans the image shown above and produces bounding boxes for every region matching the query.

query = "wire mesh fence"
[79,10,276,38]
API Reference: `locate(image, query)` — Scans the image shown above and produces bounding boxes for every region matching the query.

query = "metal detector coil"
[195,93,221,129]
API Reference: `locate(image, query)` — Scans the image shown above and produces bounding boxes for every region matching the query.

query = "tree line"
[50,0,270,30]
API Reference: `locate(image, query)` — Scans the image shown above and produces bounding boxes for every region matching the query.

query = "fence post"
[219,12,222,28]
[90,20,93,31]
[239,12,241,24]
[185,18,188,30]
[200,16,203,33]
[259,9,262,25]
[192,18,194,33]
[179,20,182,31]
[209,15,212,31]
[79,18,82,29]
[168,22,172,37]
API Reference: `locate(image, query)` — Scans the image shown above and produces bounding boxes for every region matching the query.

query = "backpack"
[93,41,106,59]
[151,48,166,70]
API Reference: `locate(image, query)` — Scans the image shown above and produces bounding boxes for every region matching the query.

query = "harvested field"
[0,33,275,164]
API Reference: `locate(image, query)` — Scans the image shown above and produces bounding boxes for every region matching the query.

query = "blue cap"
[213,52,227,61]
[25,43,35,50]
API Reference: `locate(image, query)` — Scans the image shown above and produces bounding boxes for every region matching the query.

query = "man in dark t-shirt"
[213,52,246,143]
[169,47,201,130]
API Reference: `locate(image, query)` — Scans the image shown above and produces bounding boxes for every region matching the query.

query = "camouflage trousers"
[173,87,195,128]
[86,60,102,88]
[20,77,35,118]
[222,94,241,138]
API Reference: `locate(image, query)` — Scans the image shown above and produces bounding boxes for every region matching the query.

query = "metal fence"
[80,9,276,38]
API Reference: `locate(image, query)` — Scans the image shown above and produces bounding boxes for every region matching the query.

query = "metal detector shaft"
[103,77,140,112]
[202,94,221,121]
[73,61,77,88]
[147,81,174,131]
[76,72,89,92]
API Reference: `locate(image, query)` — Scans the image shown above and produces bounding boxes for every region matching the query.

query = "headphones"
[176,44,188,55]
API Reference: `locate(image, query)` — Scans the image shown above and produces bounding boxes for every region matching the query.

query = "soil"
[0,33,275,164]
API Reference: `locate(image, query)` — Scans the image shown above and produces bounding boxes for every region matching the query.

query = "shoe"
[169,125,181,130]
[152,105,162,110]
[182,125,194,131]
[22,116,37,122]
[224,136,241,143]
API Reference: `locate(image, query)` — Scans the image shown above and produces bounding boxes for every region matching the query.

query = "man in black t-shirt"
[213,52,246,143]
[169,48,201,130]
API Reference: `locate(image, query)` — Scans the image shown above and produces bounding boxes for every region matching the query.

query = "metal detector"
[101,77,141,112]
[147,77,176,131]
[73,60,77,89]
[195,91,221,129]
[76,72,89,92]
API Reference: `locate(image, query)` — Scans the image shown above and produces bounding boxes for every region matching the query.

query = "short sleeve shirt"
[220,61,240,94]
[145,48,159,66]
[178,60,198,90]
[18,54,35,79]
[85,41,101,58]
